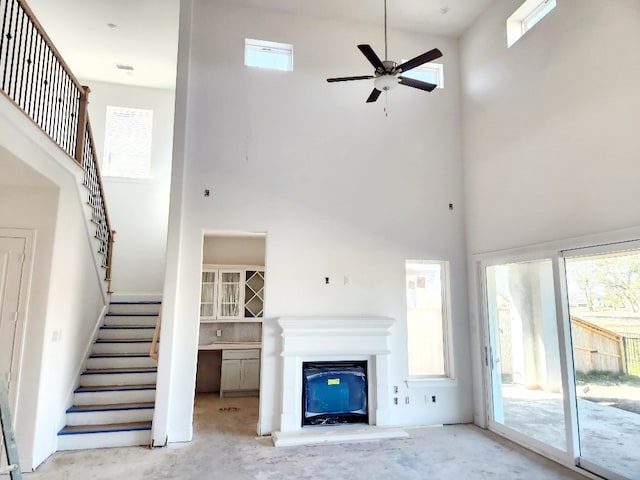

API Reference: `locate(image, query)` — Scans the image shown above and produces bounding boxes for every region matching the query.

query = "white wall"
[0,92,109,469]
[461,0,640,424]
[0,186,57,469]
[85,81,175,296]
[202,235,265,265]
[155,0,470,443]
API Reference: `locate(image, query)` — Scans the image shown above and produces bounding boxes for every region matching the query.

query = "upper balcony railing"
[0,0,114,291]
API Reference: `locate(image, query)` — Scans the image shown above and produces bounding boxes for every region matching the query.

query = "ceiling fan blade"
[398,76,437,92]
[366,88,382,103]
[395,48,442,73]
[327,75,375,83]
[357,44,385,71]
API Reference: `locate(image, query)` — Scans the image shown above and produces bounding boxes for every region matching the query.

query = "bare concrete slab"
[28,394,586,480]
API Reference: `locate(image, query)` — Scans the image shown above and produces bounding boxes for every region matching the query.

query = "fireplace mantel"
[275,316,396,441]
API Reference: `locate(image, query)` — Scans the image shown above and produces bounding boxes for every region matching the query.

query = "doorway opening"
[195,232,265,406]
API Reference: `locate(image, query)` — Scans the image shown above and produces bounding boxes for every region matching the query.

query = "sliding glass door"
[485,259,569,454]
[482,243,640,479]
[565,249,640,479]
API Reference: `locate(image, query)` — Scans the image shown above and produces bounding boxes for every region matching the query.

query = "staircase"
[57,301,160,450]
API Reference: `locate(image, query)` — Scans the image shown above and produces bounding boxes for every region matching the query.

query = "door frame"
[0,228,35,421]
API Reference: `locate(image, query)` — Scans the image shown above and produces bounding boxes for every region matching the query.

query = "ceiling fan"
[326,0,443,103]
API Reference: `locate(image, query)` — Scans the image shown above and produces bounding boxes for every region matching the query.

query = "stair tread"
[75,384,156,393]
[82,367,157,375]
[110,301,161,304]
[105,313,159,317]
[96,338,152,343]
[89,353,151,358]
[67,402,155,413]
[101,325,156,329]
[59,421,152,435]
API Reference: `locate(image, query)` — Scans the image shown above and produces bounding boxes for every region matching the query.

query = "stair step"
[108,302,161,315]
[87,353,156,369]
[67,401,155,413]
[93,339,152,354]
[99,326,155,340]
[66,402,155,426]
[73,385,156,406]
[80,368,157,387]
[104,313,159,327]
[57,422,152,450]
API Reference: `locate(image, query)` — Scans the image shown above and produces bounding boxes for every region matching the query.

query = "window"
[405,260,451,377]
[400,62,444,88]
[244,39,293,71]
[103,106,153,179]
[507,0,556,47]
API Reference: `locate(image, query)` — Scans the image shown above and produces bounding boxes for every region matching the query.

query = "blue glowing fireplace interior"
[302,361,368,426]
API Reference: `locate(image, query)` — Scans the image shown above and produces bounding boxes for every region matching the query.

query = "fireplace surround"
[272,316,404,445]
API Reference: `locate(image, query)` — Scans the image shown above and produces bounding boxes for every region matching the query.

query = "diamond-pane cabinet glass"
[218,271,242,318]
[244,270,265,317]
[200,271,217,318]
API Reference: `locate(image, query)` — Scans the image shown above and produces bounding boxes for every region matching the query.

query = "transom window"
[507,0,557,48]
[244,38,293,72]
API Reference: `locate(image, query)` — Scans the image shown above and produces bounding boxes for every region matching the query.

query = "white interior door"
[0,236,27,471]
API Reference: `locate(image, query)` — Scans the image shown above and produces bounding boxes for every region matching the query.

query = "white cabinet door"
[240,359,260,391]
[220,359,242,395]
[220,349,260,396]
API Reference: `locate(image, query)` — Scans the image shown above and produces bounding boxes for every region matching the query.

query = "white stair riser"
[98,328,155,340]
[66,408,154,426]
[58,429,151,451]
[93,342,152,354]
[87,356,157,369]
[104,315,158,327]
[80,372,157,387]
[74,389,156,406]
[108,304,161,315]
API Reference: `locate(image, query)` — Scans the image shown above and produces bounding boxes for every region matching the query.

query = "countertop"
[198,342,262,351]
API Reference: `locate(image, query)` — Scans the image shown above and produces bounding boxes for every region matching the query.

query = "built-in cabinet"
[220,349,260,397]
[200,265,264,321]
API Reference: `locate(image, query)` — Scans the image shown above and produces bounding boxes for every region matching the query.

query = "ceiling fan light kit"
[326,0,443,103]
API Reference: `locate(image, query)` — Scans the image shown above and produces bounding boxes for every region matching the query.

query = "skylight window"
[244,39,293,71]
[400,62,444,89]
[507,0,556,48]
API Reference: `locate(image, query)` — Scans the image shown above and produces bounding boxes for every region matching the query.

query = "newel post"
[74,85,91,165]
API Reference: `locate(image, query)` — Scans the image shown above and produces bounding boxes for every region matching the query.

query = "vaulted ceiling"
[26,0,492,89]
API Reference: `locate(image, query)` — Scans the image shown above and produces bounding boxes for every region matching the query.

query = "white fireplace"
[272,316,406,445]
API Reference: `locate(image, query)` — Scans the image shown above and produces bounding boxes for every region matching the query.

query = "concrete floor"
[502,385,640,479]
[26,394,587,480]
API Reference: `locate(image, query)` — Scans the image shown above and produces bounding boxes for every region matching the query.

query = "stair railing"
[150,307,161,361]
[0,0,114,291]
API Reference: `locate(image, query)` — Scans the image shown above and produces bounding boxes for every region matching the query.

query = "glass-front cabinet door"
[217,270,243,319]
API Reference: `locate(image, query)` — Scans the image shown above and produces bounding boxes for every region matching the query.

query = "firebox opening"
[302,361,369,427]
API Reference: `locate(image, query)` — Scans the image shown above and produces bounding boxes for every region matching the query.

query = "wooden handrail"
[150,308,161,361]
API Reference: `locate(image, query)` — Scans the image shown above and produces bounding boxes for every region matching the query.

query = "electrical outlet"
[216,329,222,337]
[432,395,437,403]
